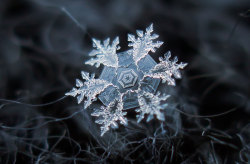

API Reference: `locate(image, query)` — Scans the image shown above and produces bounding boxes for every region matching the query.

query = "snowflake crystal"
[66,24,187,136]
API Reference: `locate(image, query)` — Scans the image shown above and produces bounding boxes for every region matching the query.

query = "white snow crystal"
[66,24,187,136]
[65,71,112,109]
[91,96,127,136]
[136,91,170,123]
[85,37,120,68]
[145,51,188,86]
[128,23,163,64]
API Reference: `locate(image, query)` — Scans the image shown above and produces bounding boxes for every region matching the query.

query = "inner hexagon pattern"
[98,51,161,110]
[118,69,138,88]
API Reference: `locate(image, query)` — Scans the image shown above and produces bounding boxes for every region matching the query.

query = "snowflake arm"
[85,37,120,68]
[65,71,112,109]
[145,51,188,86]
[128,23,163,64]
[91,96,127,136]
[136,91,170,123]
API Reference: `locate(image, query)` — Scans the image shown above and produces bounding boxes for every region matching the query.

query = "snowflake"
[66,24,187,136]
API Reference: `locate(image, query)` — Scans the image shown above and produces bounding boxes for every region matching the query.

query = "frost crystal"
[136,91,170,123]
[66,24,187,136]
[145,51,188,86]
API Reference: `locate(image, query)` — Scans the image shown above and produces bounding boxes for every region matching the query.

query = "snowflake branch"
[65,71,112,109]
[144,51,187,86]
[85,37,120,68]
[91,95,127,136]
[128,23,163,64]
[136,91,170,123]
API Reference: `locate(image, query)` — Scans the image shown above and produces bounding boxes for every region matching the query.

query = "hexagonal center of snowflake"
[118,69,138,88]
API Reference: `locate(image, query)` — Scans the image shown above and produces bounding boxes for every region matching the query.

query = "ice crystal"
[91,95,127,136]
[136,91,170,123]
[65,71,112,108]
[128,23,163,64]
[66,24,187,136]
[85,37,120,68]
[145,51,188,86]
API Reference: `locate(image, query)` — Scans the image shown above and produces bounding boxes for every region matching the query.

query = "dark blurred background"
[0,0,249,163]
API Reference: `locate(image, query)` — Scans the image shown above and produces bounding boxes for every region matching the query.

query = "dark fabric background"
[0,0,249,163]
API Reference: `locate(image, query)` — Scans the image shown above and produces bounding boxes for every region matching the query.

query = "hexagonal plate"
[98,51,160,109]
[118,69,138,88]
